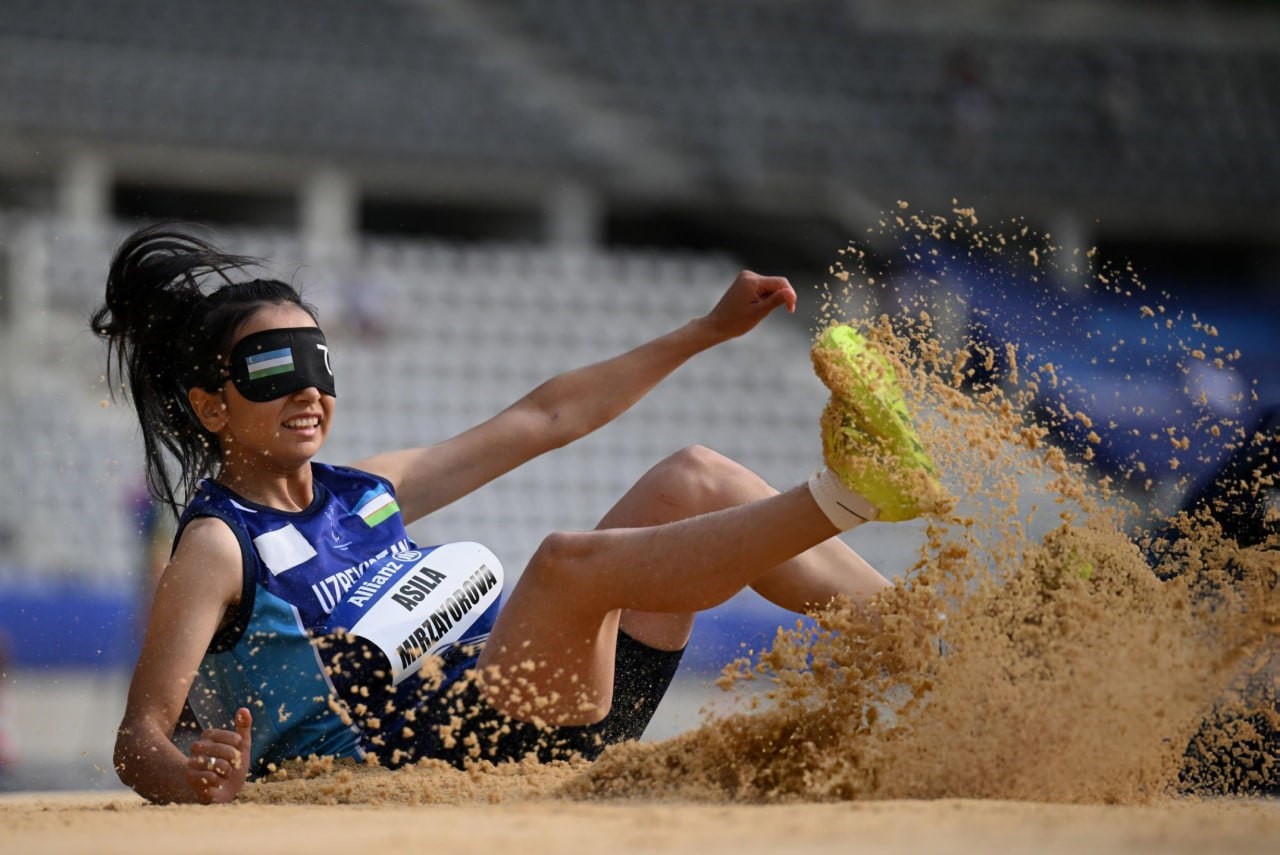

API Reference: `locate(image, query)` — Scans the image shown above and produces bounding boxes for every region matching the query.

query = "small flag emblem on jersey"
[354,486,399,527]
[245,347,295,380]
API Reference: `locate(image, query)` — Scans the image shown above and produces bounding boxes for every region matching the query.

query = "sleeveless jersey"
[176,463,498,776]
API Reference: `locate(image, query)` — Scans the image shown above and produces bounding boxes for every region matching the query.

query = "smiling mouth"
[283,416,321,430]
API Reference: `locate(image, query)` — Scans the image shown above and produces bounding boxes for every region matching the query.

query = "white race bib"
[325,541,503,684]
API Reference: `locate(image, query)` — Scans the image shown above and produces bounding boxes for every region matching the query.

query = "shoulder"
[164,515,243,603]
[175,514,239,553]
[145,515,247,659]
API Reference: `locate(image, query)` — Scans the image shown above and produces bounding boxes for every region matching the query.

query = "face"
[189,303,336,476]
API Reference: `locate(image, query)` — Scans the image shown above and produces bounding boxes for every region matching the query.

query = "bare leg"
[477,445,890,725]
[601,446,888,650]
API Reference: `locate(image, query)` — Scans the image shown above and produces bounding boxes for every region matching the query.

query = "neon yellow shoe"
[812,325,949,521]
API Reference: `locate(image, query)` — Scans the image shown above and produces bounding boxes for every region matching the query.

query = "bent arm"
[115,518,243,804]
[357,271,797,523]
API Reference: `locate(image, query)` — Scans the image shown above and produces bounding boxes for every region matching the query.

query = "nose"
[291,385,322,402]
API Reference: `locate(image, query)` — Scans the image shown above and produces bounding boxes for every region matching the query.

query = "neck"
[216,460,316,511]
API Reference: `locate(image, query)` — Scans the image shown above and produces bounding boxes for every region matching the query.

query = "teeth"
[285,417,320,429]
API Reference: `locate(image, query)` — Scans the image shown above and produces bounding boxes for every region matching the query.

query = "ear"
[188,387,228,433]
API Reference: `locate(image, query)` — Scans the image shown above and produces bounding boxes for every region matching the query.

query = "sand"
[1,790,1277,854]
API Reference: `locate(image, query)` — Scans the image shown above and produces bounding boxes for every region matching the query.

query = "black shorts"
[376,629,685,769]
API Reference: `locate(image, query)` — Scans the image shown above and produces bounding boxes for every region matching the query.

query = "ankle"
[807,468,878,531]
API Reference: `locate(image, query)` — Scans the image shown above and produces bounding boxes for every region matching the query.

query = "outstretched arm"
[357,270,797,524]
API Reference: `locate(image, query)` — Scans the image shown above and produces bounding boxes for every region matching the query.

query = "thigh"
[478,561,623,727]
[477,446,815,726]
[477,447,735,720]
[596,444,773,531]
[605,446,773,649]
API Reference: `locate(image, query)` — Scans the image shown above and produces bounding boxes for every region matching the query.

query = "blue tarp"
[0,580,139,669]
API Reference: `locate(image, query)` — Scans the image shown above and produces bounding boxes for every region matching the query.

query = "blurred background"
[0,0,1277,791]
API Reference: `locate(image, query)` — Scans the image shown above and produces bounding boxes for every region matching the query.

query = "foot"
[811,325,949,522]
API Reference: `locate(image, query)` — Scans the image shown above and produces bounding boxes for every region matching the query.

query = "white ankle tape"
[808,468,878,531]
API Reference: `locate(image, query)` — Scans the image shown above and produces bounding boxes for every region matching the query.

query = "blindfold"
[228,327,336,402]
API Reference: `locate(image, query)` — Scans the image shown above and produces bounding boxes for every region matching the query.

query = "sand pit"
[2,790,1278,854]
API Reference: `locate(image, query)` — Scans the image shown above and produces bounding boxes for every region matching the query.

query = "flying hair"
[90,222,317,513]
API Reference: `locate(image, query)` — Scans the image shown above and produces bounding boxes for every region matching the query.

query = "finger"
[190,752,233,779]
[754,281,795,313]
[234,708,253,770]
[752,275,792,298]
[770,284,797,313]
[187,769,225,802]
[197,728,243,747]
[195,742,240,765]
[188,754,220,779]
[187,753,208,772]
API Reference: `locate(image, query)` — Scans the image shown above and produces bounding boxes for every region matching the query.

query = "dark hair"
[90,223,318,513]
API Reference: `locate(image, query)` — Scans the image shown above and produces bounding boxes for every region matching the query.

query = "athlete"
[95,223,947,804]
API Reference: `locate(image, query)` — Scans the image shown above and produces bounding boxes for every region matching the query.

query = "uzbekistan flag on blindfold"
[246,347,295,380]
[353,484,399,527]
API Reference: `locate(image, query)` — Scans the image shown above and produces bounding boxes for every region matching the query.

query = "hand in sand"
[186,707,253,804]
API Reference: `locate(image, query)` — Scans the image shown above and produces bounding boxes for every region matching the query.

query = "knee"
[654,444,766,511]
[525,529,602,592]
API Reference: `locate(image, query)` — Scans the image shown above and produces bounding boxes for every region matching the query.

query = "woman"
[94,223,942,804]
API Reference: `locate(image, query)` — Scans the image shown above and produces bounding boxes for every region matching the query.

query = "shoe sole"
[812,325,946,521]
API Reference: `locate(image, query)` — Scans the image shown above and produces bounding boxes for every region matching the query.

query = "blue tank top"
[176,463,499,776]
